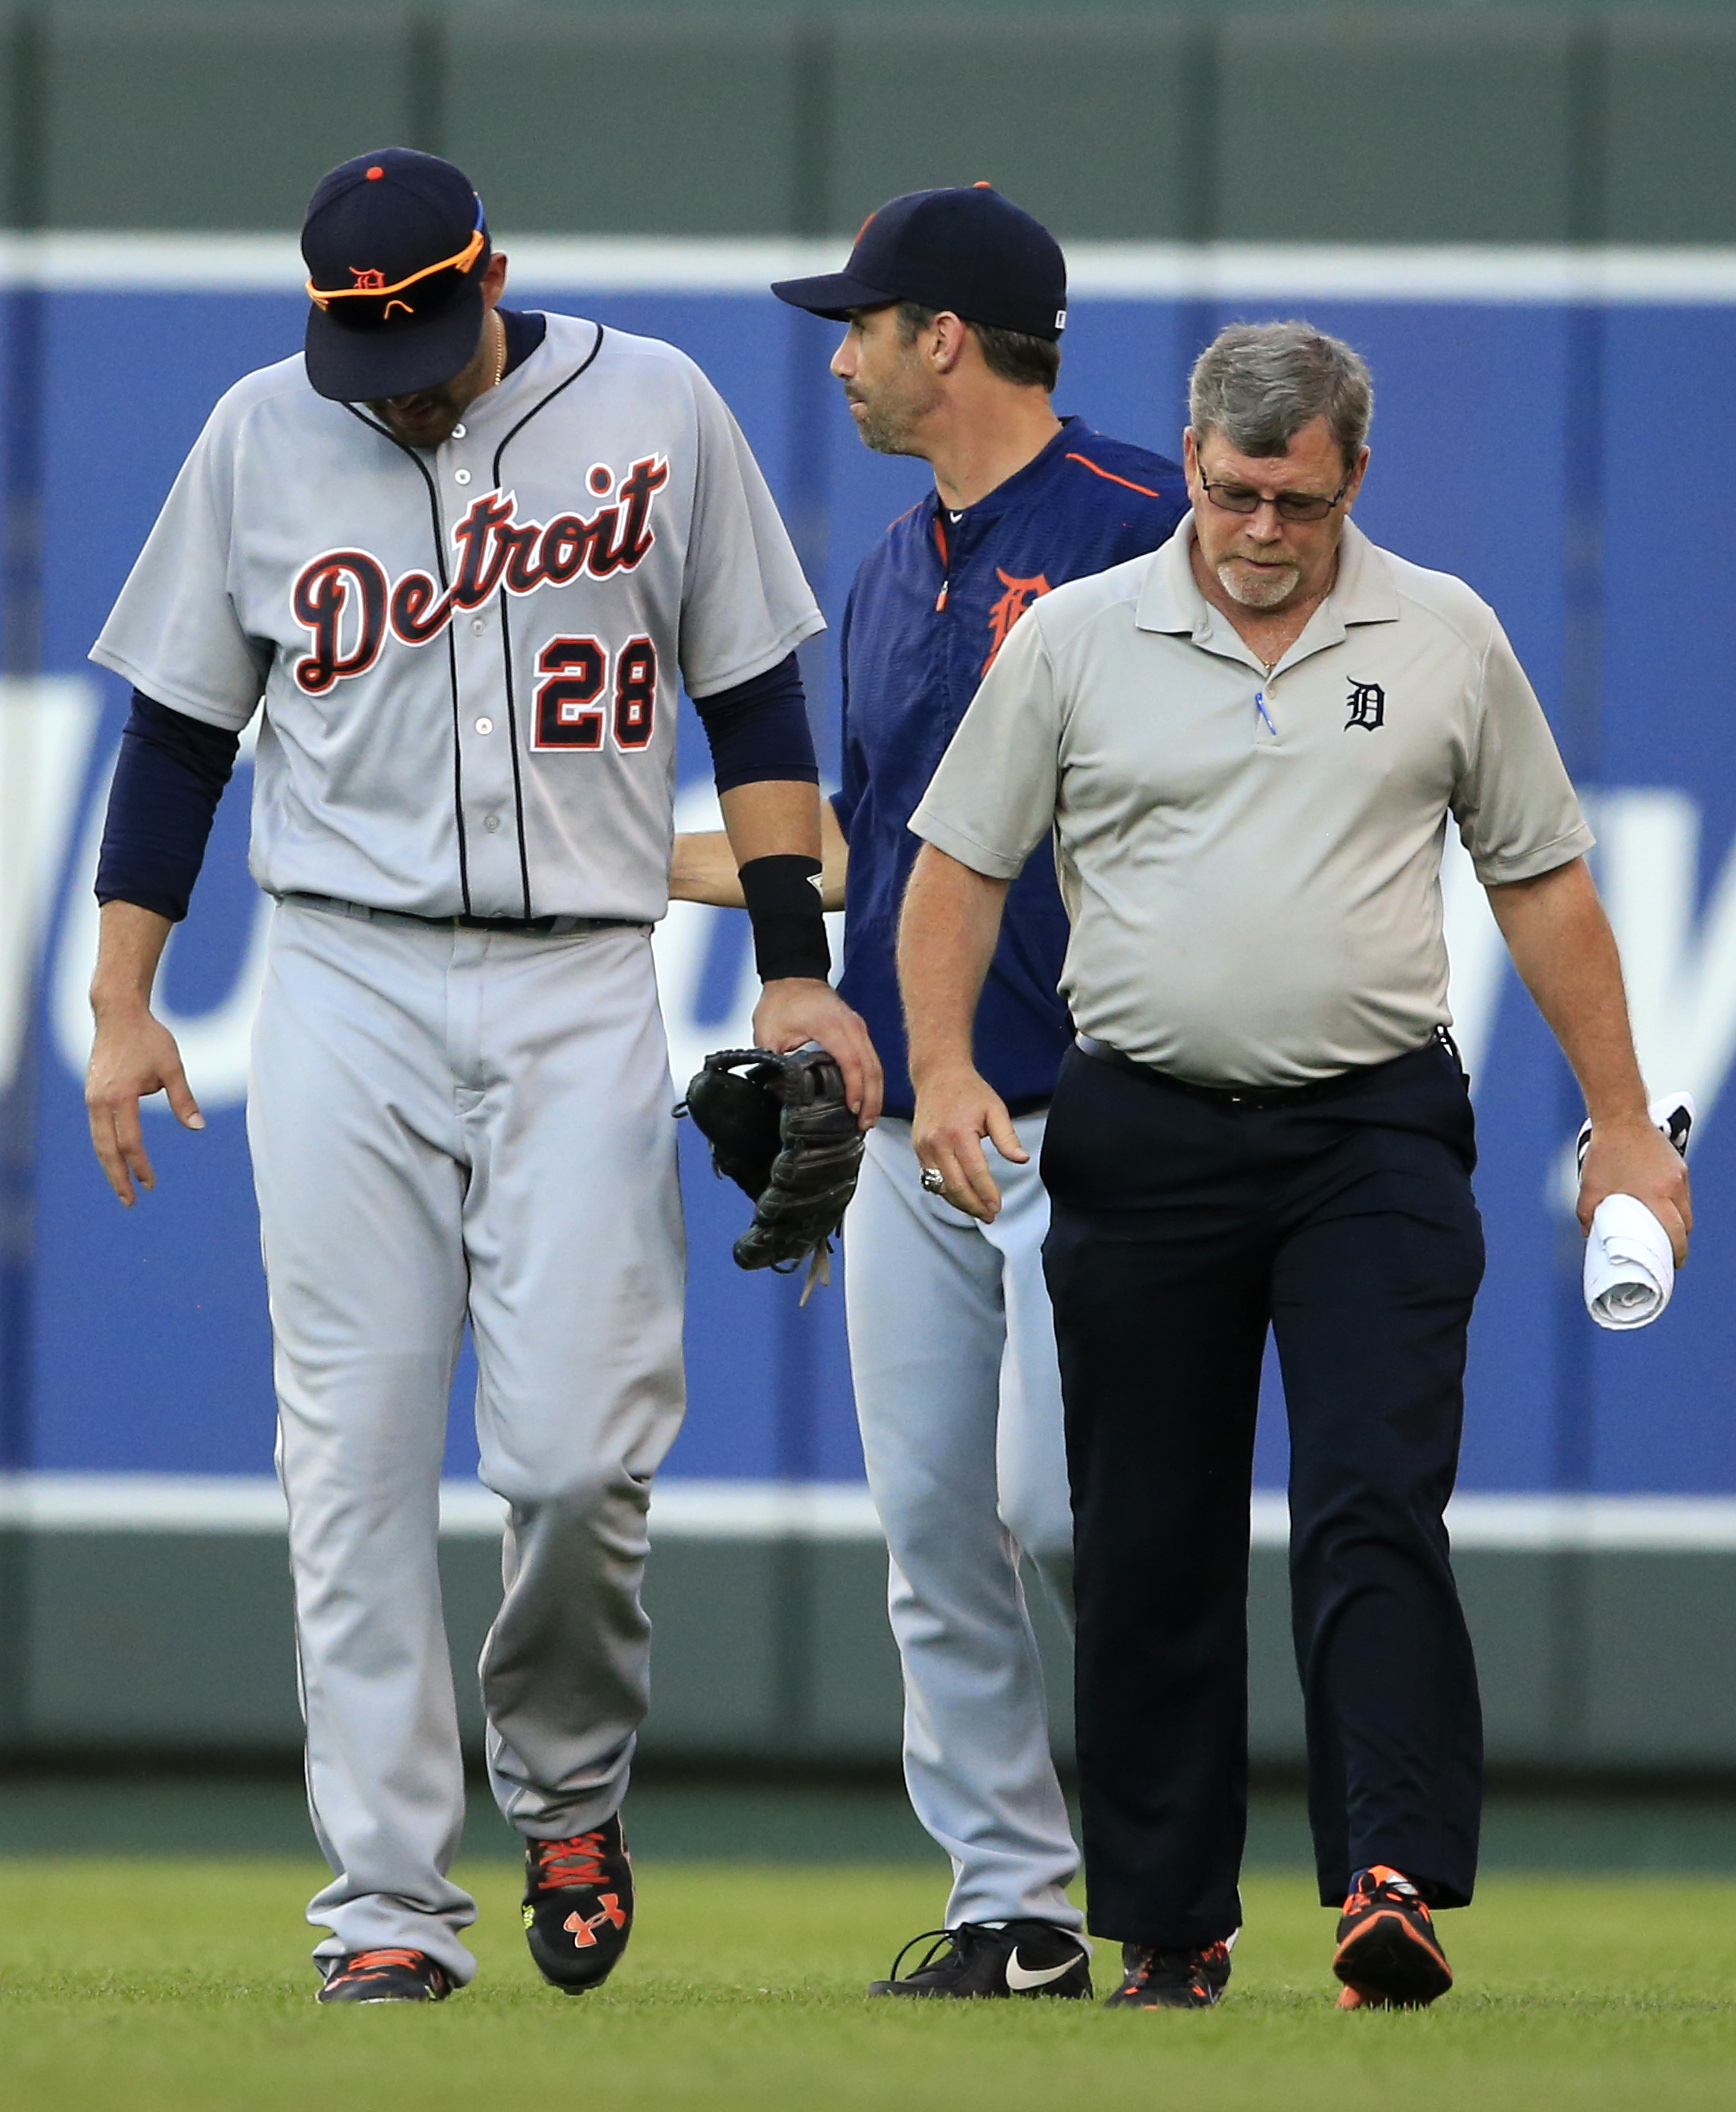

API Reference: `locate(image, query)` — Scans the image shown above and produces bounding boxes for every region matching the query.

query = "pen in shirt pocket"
[1255,689,1277,736]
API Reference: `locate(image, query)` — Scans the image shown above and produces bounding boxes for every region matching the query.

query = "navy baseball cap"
[771,185,1066,340]
[302,148,491,402]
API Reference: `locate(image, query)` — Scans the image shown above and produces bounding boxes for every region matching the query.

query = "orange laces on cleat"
[1344,1866,1432,1917]
[534,1830,611,1890]
[328,1948,429,1981]
[1187,1940,1232,2001]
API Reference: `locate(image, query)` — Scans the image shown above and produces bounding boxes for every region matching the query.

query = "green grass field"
[2,1859,1734,2111]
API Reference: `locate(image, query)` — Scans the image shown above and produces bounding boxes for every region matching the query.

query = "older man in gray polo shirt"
[897,321,1690,2012]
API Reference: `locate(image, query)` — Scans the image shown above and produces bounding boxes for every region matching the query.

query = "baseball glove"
[678,1045,864,1298]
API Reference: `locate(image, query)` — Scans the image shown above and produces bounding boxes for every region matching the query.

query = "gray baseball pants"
[248,897,685,1984]
[845,1114,1082,1933]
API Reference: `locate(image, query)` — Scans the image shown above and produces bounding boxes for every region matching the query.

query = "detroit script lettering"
[292,455,670,695]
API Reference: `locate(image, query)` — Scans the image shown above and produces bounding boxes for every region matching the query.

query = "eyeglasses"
[1197,465,1353,524]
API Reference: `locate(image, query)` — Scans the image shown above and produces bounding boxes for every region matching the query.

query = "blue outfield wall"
[5,258,1736,1499]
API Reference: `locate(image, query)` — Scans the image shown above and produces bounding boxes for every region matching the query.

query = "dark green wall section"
[10,1527,1736,1773]
[6,8,1736,241]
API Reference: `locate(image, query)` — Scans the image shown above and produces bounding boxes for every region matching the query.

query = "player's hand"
[1578,1115,1692,1266]
[85,1001,204,1206]
[910,1064,1027,1224]
[752,978,883,1129]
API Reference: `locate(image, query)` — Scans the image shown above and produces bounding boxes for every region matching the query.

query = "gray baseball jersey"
[92,312,822,921]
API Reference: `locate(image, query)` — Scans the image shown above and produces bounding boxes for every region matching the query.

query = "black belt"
[1073,1029,1455,1111]
[282,892,637,937]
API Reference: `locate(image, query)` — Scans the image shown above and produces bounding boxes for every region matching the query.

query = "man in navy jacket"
[675,187,1185,1998]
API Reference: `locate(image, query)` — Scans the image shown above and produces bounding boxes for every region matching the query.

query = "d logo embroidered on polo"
[1345,679,1386,731]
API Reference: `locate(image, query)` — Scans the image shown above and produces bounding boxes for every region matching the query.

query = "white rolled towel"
[1583,1192,1677,1330]
[1577,1089,1693,1331]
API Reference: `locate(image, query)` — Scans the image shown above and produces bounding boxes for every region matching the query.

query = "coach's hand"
[910,1064,1028,1224]
[1579,1115,1692,1267]
[753,978,883,1130]
[86,1001,204,1206]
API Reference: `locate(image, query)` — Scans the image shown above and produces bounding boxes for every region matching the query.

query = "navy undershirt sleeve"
[691,651,819,795]
[95,691,242,923]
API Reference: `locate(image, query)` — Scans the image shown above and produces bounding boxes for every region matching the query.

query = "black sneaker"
[1332,1865,1453,2009]
[1106,1938,1233,2009]
[316,1948,453,2004]
[868,1920,1092,1999]
[522,1813,634,1992]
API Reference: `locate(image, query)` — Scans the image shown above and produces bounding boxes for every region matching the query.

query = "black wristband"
[739,853,831,984]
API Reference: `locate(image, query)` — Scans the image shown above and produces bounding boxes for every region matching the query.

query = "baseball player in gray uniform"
[83,148,877,2003]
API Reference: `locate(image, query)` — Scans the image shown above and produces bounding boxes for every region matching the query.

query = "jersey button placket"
[451,506,518,905]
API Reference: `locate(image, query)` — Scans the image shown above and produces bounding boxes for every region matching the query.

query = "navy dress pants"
[1041,1034,1485,1948]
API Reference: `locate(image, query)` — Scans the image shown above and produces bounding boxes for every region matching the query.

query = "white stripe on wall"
[5,233,1736,304]
[6,1473,1736,1552]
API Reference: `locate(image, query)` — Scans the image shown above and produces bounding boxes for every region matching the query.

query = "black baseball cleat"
[522,1814,635,1992]
[316,1948,453,2004]
[1332,1865,1453,2009]
[1106,1938,1233,2009]
[868,1920,1092,1999]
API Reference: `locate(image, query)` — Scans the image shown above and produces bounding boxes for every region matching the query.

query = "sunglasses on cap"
[306,200,487,324]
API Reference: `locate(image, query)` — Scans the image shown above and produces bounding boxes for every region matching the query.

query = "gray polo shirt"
[910,515,1592,1088]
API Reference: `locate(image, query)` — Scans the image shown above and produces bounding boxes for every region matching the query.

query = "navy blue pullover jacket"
[833,416,1187,1119]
